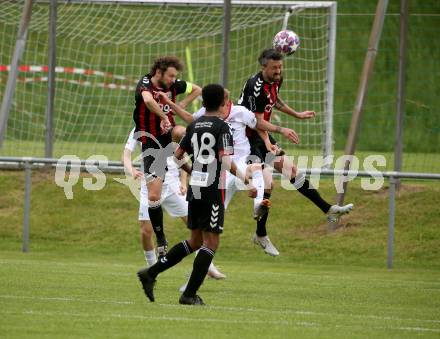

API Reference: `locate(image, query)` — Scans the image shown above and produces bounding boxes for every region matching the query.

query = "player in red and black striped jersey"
[132,56,201,259]
[238,49,353,255]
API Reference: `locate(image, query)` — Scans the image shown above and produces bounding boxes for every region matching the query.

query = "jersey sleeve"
[174,79,188,95]
[139,76,151,93]
[240,106,258,129]
[193,107,205,120]
[124,127,139,152]
[239,78,266,114]
[251,89,267,114]
[218,123,234,157]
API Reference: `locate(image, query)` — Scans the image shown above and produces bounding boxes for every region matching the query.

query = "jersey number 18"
[191,132,216,165]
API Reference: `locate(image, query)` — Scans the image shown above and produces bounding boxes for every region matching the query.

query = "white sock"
[252,169,264,209]
[144,249,157,267]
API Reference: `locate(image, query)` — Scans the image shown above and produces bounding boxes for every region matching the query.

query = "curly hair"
[148,56,184,77]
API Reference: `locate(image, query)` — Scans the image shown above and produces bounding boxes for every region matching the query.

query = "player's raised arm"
[141,91,171,131]
[173,146,192,175]
[122,129,143,179]
[275,96,316,120]
[255,118,299,144]
[157,91,194,124]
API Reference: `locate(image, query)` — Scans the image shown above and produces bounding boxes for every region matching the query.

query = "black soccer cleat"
[179,294,205,306]
[137,268,156,302]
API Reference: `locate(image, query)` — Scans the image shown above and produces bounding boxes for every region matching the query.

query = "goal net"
[0,0,336,161]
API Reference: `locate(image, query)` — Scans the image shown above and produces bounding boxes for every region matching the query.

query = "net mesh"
[0,1,333,160]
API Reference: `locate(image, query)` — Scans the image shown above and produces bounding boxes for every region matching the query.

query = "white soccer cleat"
[179,280,188,293]
[207,263,226,280]
[252,233,280,256]
[327,203,354,222]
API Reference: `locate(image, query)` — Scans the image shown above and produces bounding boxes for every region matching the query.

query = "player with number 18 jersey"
[178,115,234,233]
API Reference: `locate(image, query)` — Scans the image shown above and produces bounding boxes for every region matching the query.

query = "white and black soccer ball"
[272,30,300,55]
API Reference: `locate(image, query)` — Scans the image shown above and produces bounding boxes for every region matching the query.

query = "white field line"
[1,309,440,333]
[1,294,440,326]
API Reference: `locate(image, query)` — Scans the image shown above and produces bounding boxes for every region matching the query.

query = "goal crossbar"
[44,1,336,8]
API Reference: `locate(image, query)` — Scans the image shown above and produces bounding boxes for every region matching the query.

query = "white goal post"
[0,0,336,162]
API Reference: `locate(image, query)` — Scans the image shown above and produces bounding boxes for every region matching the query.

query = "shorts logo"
[210,204,219,228]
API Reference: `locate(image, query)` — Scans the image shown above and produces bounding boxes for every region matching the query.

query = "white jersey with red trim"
[193,104,257,159]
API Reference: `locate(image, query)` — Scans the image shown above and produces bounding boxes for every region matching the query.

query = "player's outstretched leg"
[251,167,279,256]
[146,172,168,258]
[251,165,272,221]
[138,239,194,302]
[275,157,354,221]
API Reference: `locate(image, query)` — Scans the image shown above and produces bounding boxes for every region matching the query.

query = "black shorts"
[248,134,279,165]
[141,132,173,180]
[187,199,225,234]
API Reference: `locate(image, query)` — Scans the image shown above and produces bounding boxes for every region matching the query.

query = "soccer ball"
[272,30,300,55]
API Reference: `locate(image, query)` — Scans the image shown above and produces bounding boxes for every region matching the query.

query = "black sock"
[255,191,271,237]
[256,211,269,237]
[148,204,165,242]
[148,240,193,278]
[290,177,331,213]
[183,246,215,298]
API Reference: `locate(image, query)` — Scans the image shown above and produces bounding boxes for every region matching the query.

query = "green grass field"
[1,169,439,337]
[1,252,440,338]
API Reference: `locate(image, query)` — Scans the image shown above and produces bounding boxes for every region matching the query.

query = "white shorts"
[224,157,249,209]
[139,179,188,221]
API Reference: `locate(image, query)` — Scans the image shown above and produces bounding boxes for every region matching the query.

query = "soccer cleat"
[253,199,271,221]
[137,268,156,302]
[207,263,226,280]
[179,294,205,306]
[252,233,280,256]
[327,203,354,222]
